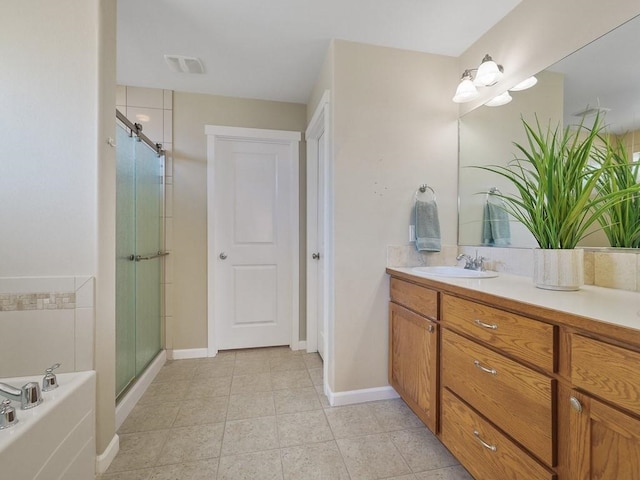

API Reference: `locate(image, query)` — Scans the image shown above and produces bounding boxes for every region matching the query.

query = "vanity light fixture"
[485,91,513,107]
[452,54,504,103]
[474,54,503,86]
[452,70,480,103]
[510,76,538,91]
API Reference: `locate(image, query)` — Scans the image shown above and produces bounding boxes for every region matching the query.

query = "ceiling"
[116,0,522,104]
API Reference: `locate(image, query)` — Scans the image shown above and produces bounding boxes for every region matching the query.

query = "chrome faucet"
[0,381,42,410]
[456,251,486,271]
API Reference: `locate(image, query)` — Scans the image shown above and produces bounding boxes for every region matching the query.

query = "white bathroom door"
[306,93,330,359]
[314,131,326,359]
[207,127,300,351]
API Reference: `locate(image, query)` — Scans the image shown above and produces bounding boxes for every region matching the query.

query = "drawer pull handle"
[473,430,497,452]
[427,325,435,333]
[474,319,498,330]
[474,360,497,375]
[570,396,583,413]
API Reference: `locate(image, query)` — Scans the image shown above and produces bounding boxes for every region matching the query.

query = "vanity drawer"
[441,388,556,480]
[390,278,438,320]
[442,329,555,466]
[572,334,640,416]
[442,294,555,372]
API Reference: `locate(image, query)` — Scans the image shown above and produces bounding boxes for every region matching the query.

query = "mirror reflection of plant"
[473,113,640,249]
[592,139,640,248]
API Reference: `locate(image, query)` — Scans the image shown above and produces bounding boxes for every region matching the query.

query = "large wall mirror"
[458,14,640,248]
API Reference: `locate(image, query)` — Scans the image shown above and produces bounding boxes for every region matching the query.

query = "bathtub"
[0,371,96,480]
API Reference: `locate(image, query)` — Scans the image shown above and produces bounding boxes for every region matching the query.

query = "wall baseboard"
[293,340,307,351]
[95,434,119,475]
[168,348,208,360]
[115,350,166,431]
[326,384,400,407]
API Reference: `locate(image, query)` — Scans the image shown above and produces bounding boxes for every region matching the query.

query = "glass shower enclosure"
[115,117,165,399]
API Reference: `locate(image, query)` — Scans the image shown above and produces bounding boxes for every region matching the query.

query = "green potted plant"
[593,139,640,248]
[474,113,640,290]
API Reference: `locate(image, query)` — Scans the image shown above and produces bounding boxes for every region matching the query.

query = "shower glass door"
[116,123,164,398]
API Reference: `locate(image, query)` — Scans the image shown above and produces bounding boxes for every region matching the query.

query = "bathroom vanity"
[387,267,640,480]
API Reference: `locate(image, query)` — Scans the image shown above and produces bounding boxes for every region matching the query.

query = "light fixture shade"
[510,76,538,91]
[485,91,512,107]
[475,54,503,86]
[452,72,479,103]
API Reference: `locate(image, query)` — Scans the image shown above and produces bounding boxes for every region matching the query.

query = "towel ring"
[485,187,502,202]
[415,184,436,202]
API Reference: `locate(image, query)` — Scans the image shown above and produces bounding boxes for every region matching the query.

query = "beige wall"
[96,0,118,456]
[307,41,335,123]
[330,40,459,391]
[618,129,640,159]
[171,93,307,349]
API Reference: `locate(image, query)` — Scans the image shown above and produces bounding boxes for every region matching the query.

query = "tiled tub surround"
[0,276,95,377]
[101,347,472,480]
[387,245,640,292]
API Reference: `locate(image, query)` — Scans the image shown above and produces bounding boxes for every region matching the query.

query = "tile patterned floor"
[100,347,473,480]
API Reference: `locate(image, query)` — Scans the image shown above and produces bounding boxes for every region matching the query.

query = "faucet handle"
[21,382,42,409]
[42,363,61,392]
[0,399,18,430]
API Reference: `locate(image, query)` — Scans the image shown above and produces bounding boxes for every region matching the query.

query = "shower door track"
[116,108,164,156]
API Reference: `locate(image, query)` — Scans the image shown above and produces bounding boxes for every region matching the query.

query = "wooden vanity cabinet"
[387,269,640,480]
[566,334,640,479]
[389,278,439,432]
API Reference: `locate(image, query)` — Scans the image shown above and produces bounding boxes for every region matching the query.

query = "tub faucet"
[0,381,42,410]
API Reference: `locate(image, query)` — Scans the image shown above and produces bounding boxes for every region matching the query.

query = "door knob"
[219,252,227,260]
[312,252,320,260]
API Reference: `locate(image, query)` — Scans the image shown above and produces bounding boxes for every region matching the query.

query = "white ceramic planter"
[533,248,584,291]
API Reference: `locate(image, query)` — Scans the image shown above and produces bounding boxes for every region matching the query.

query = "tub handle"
[0,399,18,430]
[43,363,61,392]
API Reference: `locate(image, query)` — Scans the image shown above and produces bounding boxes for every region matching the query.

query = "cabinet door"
[569,391,640,480]
[389,302,438,432]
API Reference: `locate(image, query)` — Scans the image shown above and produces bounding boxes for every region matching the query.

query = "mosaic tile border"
[0,292,76,312]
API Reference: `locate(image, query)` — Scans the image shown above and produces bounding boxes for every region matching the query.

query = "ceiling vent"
[164,55,205,74]
[572,106,611,118]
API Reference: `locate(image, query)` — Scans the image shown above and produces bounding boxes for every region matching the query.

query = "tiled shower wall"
[388,244,640,293]
[116,85,174,350]
[0,276,95,377]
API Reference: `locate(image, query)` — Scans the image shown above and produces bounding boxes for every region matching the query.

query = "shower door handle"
[129,251,170,261]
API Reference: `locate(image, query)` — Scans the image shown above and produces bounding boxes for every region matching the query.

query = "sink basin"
[411,266,498,279]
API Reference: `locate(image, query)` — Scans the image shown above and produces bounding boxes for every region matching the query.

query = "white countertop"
[387,267,640,332]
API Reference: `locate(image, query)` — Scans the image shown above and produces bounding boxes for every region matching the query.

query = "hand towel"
[482,199,511,246]
[415,199,441,252]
